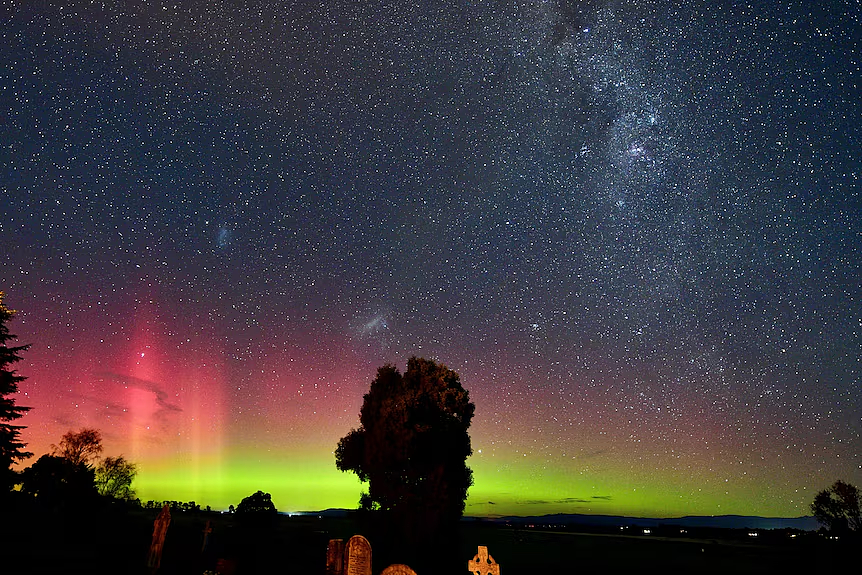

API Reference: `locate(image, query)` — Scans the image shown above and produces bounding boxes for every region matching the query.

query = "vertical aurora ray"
[119,293,232,506]
[123,294,171,463]
[184,345,228,504]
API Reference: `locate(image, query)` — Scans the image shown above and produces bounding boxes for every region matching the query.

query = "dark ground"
[2,501,853,575]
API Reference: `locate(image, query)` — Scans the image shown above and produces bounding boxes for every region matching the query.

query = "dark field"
[4,505,852,575]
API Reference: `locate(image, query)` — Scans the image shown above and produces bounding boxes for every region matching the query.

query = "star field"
[2,0,860,517]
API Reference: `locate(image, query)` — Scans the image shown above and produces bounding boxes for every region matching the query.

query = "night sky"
[2,1,860,518]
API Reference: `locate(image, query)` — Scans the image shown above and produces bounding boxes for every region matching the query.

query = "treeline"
[142,500,216,513]
[15,428,138,509]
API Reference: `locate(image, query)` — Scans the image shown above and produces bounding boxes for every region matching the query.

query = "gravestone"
[147,504,172,571]
[380,564,417,575]
[346,535,372,575]
[326,539,345,575]
[468,546,500,575]
[201,520,213,553]
[216,557,238,575]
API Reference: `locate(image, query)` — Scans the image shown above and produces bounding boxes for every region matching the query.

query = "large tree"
[336,357,475,551]
[95,455,137,500]
[236,490,277,516]
[811,480,861,534]
[19,454,98,508]
[53,428,103,466]
[236,490,278,529]
[0,292,32,490]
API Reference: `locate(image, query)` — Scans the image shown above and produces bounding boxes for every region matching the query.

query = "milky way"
[2,0,859,516]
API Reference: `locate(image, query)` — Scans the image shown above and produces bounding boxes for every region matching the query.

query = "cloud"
[97,371,183,424]
[574,449,608,460]
[519,495,613,505]
[51,413,79,429]
[96,400,131,419]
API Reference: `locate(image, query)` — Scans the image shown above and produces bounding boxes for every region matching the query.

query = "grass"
[5,504,853,575]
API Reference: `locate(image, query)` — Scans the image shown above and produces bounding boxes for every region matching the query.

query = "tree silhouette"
[19,454,97,508]
[811,480,861,534]
[0,292,32,491]
[336,357,474,557]
[95,455,137,500]
[237,490,277,516]
[53,428,103,466]
[236,490,278,529]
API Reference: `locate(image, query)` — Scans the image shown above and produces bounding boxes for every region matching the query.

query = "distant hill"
[282,508,351,518]
[292,509,819,531]
[475,513,819,531]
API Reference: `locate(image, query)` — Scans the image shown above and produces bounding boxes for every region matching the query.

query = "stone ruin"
[327,535,499,575]
[147,504,171,571]
[142,512,500,575]
[467,546,500,575]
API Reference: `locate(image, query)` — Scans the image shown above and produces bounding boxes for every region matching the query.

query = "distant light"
[643,528,651,535]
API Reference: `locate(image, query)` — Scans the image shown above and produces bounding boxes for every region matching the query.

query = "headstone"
[216,557,238,575]
[468,546,500,575]
[147,504,172,571]
[380,564,417,575]
[326,539,345,575]
[201,520,213,553]
[345,535,372,575]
